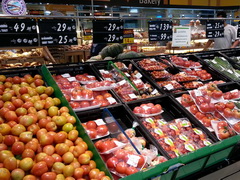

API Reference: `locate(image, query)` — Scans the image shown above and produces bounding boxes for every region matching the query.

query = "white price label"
[100,69,109,74]
[106,97,117,104]
[151,89,158,95]
[194,90,202,96]
[105,78,112,81]
[227,69,233,73]
[127,155,141,167]
[87,75,95,78]
[230,89,238,93]
[67,77,77,82]
[114,140,125,147]
[118,80,126,86]
[95,119,106,126]
[135,73,142,79]
[129,94,137,99]
[212,60,217,64]
[150,58,156,61]
[61,73,71,78]
[164,84,174,90]
[125,72,131,77]
[133,79,142,84]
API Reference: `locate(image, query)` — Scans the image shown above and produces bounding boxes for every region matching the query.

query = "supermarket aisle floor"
[199,161,240,180]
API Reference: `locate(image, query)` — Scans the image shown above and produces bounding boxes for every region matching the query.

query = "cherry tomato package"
[138,58,169,71]
[174,118,193,133]
[150,70,172,80]
[183,81,204,90]
[189,128,213,148]
[158,137,180,158]
[140,117,166,130]
[157,80,183,91]
[83,119,110,140]
[169,72,199,83]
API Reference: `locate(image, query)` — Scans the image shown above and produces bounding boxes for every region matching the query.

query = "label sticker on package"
[61,73,71,78]
[125,72,131,77]
[95,119,106,126]
[118,80,126,86]
[127,155,141,167]
[151,89,158,95]
[135,73,142,79]
[145,118,154,124]
[164,84,174,90]
[194,90,202,96]
[67,77,77,82]
[106,97,117,104]
[129,94,137,99]
[150,58,156,62]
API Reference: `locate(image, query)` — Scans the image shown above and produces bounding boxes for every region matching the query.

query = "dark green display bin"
[40,65,112,178]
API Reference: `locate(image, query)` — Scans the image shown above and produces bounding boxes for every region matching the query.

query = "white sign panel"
[172,26,191,47]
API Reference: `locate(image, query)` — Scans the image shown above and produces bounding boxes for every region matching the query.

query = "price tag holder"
[38,19,76,33]
[148,21,173,41]
[0,19,37,33]
[93,20,124,44]
[39,33,77,46]
[206,20,224,38]
[0,34,38,47]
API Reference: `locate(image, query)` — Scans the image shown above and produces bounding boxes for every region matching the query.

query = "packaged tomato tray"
[170,56,202,69]
[141,117,166,130]
[94,138,127,154]
[157,80,183,92]
[137,58,170,71]
[85,80,116,91]
[169,72,199,83]
[211,120,236,140]
[132,103,163,118]
[180,68,212,81]
[183,81,204,90]
[105,148,147,177]
[82,119,110,140]
[150,70,172,80]
[223,89,240,100]
[95,61,162,102]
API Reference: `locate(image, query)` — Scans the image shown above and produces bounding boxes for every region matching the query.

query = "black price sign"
[206,20,224,38]
[38,19,76,33]
[0,19,37,33]
[93,33,123,43]
[93,20,124,43]
[148,21,173,41]
[39,34,77,46]
[237,22,240,38]
[0,34,38,47]
[38,19,77,46]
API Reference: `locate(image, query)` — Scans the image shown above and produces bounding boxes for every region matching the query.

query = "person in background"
[90,43,107,57]
[203,11,239,51]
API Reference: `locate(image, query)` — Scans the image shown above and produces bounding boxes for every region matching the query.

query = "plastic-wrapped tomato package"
[176,142,198,155]
[159,122,180,138]
[85,80,115,91]
[174,118,193,133]
[99,69,114,81]
[170,56,202,69]
[138,58,169,71]
[223,89,240,100]
[94,138,126,154]
[150,70,172,80]
[75,73,97,84]
[82,119,109,139]
[71,88,94,101]
[150,156,168,167]
[183,81,204,90]
[133,103,163,117]
[157,80,183,92]
[211,120,236,140]
[106,149,147,177]
[188,128,213,148]
[140,117,165,130]
[158,137,180,158]
[132,79,145,90]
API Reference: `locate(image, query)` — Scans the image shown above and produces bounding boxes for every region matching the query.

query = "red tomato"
[88,129,97,139]
[137,155,145,168]
[215,102,225,112]
[125,166,139,175]
[40,172,56,180]
[233,109,240,119]
[114,149,125,160]
[190,105,199,115]
[133,107,143,114]
[31,161,48,177]
[106,157,118,168]
[115,161,127,174]
[199,103,210,113]
[218,129,230,139]
[80,101,90,108]
[211,90,223,99]
[223,108,233,118]
[86,121,97,130]
[96,125,108,136]
[225,102,235,109]
[233,122,240,133]
[195,112,205,120]
[217,121,228,130]
[150,107,160,114]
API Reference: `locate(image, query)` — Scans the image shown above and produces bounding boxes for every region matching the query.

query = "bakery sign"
[24,0,167,7]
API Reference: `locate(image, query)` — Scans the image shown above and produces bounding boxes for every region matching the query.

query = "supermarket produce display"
[0,48,240,180]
